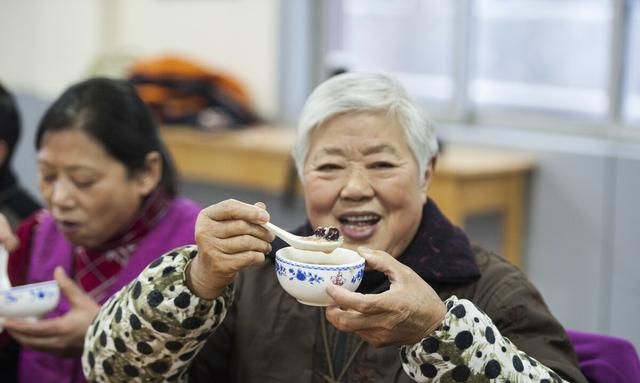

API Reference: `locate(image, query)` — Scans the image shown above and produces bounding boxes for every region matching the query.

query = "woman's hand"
[188,199,275,300]
[325,247,447,348]
[0,213,19,251]
[4,267,100,357]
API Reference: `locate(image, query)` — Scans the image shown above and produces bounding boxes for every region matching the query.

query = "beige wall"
[0,0,102,97]
[0,0,281,117]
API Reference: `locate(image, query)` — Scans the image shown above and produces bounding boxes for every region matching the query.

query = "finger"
[206,219,274,242]
[7,330,61,353]
[203,199,270,224]
[54,267,90,307]
[214,235,272,255]
[4,317,63,337]
[325,305,387,333]
[325,285,382,314]
[214,250,267,273]
[357,247,403,282]
[0,214,19,251]
[254,201,267,210]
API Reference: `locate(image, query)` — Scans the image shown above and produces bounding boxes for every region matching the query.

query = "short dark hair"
[0,82,21,164]
[35,77,177,197]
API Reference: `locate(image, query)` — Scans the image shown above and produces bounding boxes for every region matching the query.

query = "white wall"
[0,0,282,117]
[0,0,102,98]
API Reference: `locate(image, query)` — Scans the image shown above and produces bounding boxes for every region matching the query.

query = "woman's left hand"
[4,267,100,357]
[325,247,447,348]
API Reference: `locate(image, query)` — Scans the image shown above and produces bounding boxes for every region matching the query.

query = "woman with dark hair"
[0,78,201,383]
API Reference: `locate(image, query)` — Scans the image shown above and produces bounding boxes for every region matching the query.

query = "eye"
[72,179,97,189]
[316,163,343,172]
[369,161,395,169]
[40,173,56,184]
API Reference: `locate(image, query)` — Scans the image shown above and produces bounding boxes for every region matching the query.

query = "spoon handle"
[0,245,12,291]
[261,222,296,247]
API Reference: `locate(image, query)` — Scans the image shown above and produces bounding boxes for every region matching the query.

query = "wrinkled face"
[303,112,431,258]
[37,129,149,248]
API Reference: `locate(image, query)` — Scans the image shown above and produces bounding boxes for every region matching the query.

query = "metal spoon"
[261,222,343,252]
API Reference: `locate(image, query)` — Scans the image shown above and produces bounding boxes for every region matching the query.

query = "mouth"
[338,212,381,240]
[56,219,82,233]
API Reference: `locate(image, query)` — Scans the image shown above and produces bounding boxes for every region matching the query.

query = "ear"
[420,157,437,201]
[0,140,8,167]
[135,151,163,196]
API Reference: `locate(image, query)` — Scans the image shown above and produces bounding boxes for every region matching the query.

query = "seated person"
[0,82,40,228]
[83,73,587,382]
[0,78,201,383]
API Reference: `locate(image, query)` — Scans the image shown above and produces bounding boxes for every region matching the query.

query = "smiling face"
[37,129,152,248]
[302,112,432,258]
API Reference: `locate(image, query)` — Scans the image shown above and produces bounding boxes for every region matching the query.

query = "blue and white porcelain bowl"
[0,280,60,319]
[275,246,365,306]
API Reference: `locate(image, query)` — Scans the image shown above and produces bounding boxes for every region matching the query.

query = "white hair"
[292,72,439,180]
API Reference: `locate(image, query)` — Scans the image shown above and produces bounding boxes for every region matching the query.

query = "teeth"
[342,214,379,223]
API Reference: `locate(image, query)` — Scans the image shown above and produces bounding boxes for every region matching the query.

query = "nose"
[50,179,76,209]
[339,166,374,201]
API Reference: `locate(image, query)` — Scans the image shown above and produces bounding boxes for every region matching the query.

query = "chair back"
[567,329,640,383]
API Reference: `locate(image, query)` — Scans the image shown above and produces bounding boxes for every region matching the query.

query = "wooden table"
[428,146,536,266]
[161,126,536,266]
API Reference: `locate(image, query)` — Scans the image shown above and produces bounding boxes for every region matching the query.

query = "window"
[326,0,456,103]
[625,0,640,123]
[324,0,640,135]
[473,0,611,116]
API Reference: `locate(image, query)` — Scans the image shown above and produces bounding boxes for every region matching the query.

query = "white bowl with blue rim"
[0,280,60,319]
[275,246,365,306]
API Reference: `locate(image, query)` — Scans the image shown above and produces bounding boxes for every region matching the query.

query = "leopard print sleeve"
[82,245,234,383]
[400,296,569,383]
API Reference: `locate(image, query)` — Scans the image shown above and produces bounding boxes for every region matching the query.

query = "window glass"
[625,0,640,123]
[472,0,612,116]
[326,0,455,102]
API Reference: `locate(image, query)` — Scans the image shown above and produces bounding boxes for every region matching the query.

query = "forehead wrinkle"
[314,143,400,157]
[362,143,400,157]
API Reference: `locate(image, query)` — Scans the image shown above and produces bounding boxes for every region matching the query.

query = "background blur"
[1,0,638,349]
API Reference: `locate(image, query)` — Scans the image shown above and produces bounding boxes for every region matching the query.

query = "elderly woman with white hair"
[83,73,586,382]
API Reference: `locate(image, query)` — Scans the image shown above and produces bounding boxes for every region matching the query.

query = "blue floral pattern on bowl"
[1,283,58,305]
[275,247,365,306]
[0,280,60,318]
[351,269,364,284]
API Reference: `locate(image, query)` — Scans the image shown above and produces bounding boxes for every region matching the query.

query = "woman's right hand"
[187,199,275,300]
[0,213,19,251]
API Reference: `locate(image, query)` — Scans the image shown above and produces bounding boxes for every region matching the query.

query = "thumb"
[357,247,395,271]
[357,247,400,280]
[54,266,91,307]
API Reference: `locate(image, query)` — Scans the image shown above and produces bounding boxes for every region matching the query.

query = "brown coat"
[189,202,586,383]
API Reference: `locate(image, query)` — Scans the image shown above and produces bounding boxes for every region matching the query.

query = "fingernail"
[258,210,270,223]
